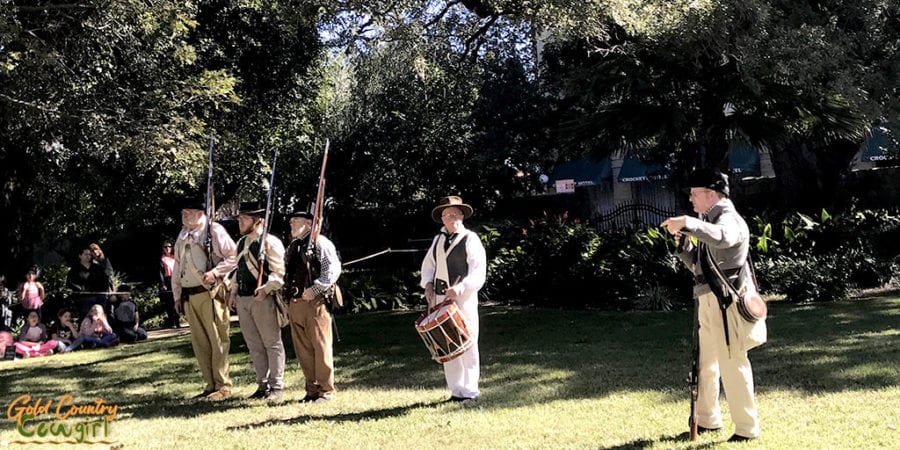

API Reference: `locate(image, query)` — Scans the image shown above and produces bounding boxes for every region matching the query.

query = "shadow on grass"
[2,296,897,421]
[328,297,900,410]
[226,400,443,431]
[600,432,720,449]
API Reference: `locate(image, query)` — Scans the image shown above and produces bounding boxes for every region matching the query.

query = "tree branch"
[425,0,461,29]
[462,14,498,58]
[0,93,60,115]
[12,4,93,12]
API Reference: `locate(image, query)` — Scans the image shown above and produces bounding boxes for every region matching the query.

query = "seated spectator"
[16,266,46,323]
[14,311,58,358]
[0,330,13,359]
[78,304,118,349]
[0,275,12,332]
[49,308,81,353]
[110,286,147,343]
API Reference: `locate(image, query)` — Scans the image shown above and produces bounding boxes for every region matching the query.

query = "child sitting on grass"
[15,311,58,358]
[50,308,81,352]
[78,304,118,349]
[110,286,147,343]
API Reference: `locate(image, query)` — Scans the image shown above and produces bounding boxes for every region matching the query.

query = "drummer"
[420,196,487,404]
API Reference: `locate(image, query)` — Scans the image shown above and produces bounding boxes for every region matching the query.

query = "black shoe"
[300,394,318,403]
[727,434,755,442]
[247,388,270,400]
[447,396,466,403]
[698,426,722,434]
[192,389,215,399]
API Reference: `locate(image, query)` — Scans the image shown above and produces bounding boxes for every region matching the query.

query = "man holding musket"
[661,168,764,442]
[284,209,341,403]
[229,202,287,404]
[173,196,237,400]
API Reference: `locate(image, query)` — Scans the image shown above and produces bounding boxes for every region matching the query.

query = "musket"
[309,139,329,250]
[689,295,700,441]
[204,132,222,321]
[675,232,700,441]
[305,139,339,341]
[256,149,279,289]
[205,131,215,276]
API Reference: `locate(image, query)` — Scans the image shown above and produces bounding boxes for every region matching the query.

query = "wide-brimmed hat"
[237,201,266,217]
[687,168,730,197]
[431,196,474,223]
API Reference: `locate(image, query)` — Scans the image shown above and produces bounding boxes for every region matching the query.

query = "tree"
[0,0,323,277]
[538,0,900,209]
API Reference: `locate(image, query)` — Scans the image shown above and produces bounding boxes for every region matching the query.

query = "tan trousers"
[236,295,285,391]
[697,292,760,437]
[185,290,232,391]
[288,297,335,397]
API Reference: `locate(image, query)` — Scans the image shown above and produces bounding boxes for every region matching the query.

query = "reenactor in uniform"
[173,197,237,400]
[283,210,341,403]
[661,169,763,442]
[229,202,287,404]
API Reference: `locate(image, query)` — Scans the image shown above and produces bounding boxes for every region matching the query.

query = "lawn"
[2,296,898,449]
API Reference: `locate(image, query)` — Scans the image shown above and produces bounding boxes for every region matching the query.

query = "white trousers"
[697,292,759,437]
[441,294,480,398]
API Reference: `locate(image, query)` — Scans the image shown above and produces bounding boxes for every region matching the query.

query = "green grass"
[2,297,898,449]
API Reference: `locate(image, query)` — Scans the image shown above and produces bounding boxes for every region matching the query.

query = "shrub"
[481,215,691,310]
[338,269,419,313]
[753,208,900,302]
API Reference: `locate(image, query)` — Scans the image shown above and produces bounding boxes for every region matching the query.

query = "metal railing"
[594,201,675,231]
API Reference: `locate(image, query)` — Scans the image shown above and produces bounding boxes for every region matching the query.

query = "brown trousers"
[288,296,334,397]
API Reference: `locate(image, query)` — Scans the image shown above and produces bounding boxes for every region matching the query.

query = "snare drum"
[415,299,473,363]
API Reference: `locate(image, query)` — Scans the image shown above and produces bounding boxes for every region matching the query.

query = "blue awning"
[729,142,761,176]
[617,151,671,182]
[548,157,612,187]
[861,128,898,162]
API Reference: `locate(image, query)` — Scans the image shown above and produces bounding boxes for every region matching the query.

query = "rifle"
[256,149,279,290]
[309,139,329,247]
[306,139,339,342]
[205,131,215,277]
[205,132,221,320]
[689,295,700,441]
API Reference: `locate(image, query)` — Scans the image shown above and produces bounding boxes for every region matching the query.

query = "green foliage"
[40,262,73,304]
[131,286,166,330]
[753,208,900,303]
[481,216,690,309]
[338,269,419,313]
[0,0,323,277]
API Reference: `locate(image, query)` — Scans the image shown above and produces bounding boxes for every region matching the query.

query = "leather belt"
[695,267,741,285]
[182,285,209,296]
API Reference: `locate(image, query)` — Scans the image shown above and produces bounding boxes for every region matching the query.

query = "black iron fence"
[594,201,676,231]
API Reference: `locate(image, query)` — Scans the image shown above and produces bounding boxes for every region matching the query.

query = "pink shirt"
[20,282,42,309]
[161,255,175,277]
[79,316,113,338]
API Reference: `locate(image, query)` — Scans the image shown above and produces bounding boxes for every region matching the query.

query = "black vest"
[432,234,469,284]
[285,238,320,298]
[235,237,269,296]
